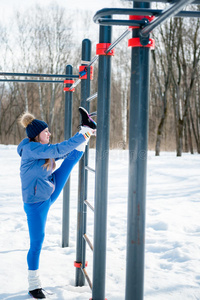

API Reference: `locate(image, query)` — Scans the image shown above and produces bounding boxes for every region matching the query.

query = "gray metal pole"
[0,72,79,78]
[140,0,195,37]
[0,79,64,83]
[62,65,74,248]
[125,2,150,300]
[75,39,91,287]
[92,16,112,300]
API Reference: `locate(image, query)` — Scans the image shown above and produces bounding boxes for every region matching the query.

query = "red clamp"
[129,15,155,29]
[63,79,75,92]
[74,261,88,268]
[79,65,93,80]
[64,80,74,84]
[96,43,115,56]
[128,37,155,49]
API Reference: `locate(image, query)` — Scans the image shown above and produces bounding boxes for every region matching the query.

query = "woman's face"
[39,128,51,144]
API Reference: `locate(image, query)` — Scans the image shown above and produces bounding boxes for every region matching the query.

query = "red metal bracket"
[63,87,75,92]
[79,66,93,80]
[74,261,88,268]
[129,15,155,29]
[64,80,75,84]
[96,43,115,56]
[63,79,75,92]
[128,37,155,49]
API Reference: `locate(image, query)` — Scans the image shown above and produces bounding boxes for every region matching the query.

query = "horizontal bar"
[93,7,200,26]
[96,19,146,26]
[169,10,200,17]
[106,28,131,53]
[81,268,92,290]
[83,234,93,251]
[89,111,97,117]
[84,200,94,212]
[85,166,96,173]
[0,79,63,83]
[128,8,200,18]
[87,55,99,67]
[86,92,98,102]
[69,78,81,91]
[93,8,148,22]
[140,0,195,37]
[0,72,79,78]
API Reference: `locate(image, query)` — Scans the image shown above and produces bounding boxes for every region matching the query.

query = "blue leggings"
[24,150,83,270]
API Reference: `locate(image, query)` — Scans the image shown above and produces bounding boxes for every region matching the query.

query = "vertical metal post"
[125,2,151,300]
[62,65,73,248]
[92,17,112,300]
[75,39,91,286]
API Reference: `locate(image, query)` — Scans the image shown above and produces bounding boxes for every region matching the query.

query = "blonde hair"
[43,158,56,171]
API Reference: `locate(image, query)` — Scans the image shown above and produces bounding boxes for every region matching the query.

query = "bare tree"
[152,18,175,155]
[171,17,200,155]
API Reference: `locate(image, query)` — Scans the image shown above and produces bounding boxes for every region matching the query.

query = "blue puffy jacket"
[17,133,85,203]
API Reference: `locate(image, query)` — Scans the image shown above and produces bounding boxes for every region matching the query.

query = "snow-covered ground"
[0,145,200,300]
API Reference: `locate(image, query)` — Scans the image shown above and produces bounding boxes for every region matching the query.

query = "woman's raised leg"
[50,149,83,205]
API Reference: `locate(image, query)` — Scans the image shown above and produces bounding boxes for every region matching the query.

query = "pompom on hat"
[19,112,48,139]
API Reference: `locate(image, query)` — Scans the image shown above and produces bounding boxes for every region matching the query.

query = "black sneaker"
[79,107,97,130]
[29,288,46,299]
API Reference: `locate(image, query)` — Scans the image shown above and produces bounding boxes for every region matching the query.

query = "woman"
[17,107,96,299]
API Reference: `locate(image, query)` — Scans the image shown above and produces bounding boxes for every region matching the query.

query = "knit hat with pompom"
[20,112,48,139]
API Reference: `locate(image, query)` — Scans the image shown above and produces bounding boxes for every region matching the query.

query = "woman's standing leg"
[24,201,50,270]
[24,200,51,293]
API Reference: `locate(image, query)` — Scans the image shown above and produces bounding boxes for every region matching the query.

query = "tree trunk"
[155,104,167,156]
[187,116,194,154]
[177,119,183,156]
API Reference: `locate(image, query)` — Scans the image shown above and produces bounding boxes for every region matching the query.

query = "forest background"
[0,0,200,156]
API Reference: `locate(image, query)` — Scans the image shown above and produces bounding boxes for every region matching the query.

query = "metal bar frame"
[141,0,196,37]
[0,79,64,83]
[0,72,79,78]
[82,268,93,290]
[70,54,99,91]
[75,39,92,287]
[92,16,112,300]
[93,1,200,300]
[89,112,97,117]
[86,92,98,102]
[96,19,146,26]
[62,65,74,248]
[83,234,94,251]
[87,56,99,67]
[93,7,200,26]
[85,166,95,173]
[84,200,94,212]
[125,3,150,299]
[69,78,81,91]
[106,28,132,53]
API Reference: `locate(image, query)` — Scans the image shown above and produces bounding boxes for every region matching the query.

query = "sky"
[0,0,103,30]
[0,0,133,70]
[0,0,132,45]
[0,0,128,23]
[1,0,109,12]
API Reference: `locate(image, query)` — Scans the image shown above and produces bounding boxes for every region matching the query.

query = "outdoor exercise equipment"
[1,0,200,299]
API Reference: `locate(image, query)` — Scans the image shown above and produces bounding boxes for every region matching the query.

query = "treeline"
[0,4,200,156]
